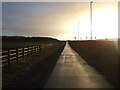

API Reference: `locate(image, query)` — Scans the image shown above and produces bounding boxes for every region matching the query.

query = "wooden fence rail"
[0,45,42,66]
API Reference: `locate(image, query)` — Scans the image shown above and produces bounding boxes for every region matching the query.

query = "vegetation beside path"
[2,36,66,88]
[69,40,118,88]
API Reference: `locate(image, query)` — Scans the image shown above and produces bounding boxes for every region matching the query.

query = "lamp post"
[90,1,93,40]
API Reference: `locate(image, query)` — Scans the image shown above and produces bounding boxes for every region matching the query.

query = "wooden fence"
[0,45,42,66]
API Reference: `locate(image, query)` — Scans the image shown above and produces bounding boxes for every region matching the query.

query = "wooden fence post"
[31,46,34,56]
[37,45,39,54]
[16,48,19,61]
[8,50,10,64]
[35,45,37,53]
[28,47,30,57]
[23,48,25,59]
[34,46,36,54]
[37,45,39,52]
[39,45,42,51]
[30,46,32,56]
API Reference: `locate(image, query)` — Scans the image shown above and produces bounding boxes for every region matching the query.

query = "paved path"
[45,42,113,88]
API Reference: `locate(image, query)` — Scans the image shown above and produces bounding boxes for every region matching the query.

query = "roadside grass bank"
[68,40,118,88]
[2,41,66,88]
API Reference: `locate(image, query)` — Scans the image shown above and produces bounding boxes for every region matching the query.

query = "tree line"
[2,36,59,42]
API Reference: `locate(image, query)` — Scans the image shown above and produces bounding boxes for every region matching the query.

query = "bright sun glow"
[92,8,118,39]
[67,5,118,40]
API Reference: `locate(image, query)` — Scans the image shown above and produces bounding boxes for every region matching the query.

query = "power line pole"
[74,28,76,40]
[78,21,80,40]
[90,1,93,40]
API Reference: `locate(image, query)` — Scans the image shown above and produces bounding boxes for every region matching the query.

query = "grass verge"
[69,40,118,88]
[2,41,65,88]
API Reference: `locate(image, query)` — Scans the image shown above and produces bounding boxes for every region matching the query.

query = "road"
[45,42,113,88]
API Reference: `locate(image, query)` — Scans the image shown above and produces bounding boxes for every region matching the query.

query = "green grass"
[2,41,59,50]
[2,41,65,88]
[69,40,118,88]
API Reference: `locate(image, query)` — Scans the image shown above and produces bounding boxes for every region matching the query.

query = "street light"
[90,1,93,40]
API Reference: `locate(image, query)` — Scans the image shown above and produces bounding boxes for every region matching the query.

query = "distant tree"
[2,36,58,42]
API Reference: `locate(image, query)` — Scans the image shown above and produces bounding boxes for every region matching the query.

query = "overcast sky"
[2,2,118,40]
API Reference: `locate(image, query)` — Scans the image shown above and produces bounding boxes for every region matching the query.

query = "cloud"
[2,2,117,40]
[2,2,90,39]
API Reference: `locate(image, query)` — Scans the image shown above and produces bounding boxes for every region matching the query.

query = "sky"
[2,2,118,40]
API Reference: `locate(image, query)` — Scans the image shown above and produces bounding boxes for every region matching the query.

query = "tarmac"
[45,42,113,88]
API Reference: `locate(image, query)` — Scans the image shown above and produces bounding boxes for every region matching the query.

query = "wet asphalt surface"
[45,42,113,88]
